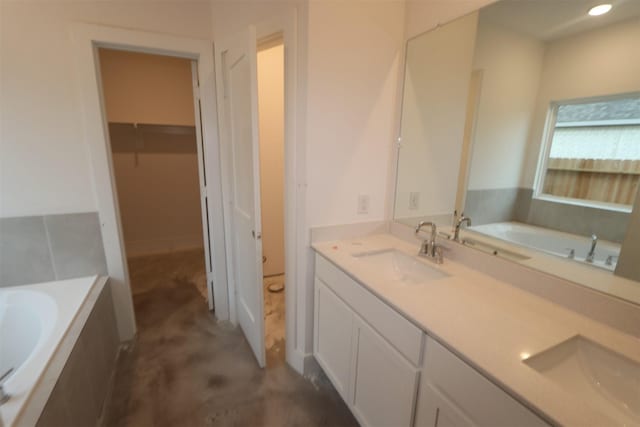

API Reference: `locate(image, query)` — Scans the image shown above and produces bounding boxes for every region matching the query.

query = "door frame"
[72,23,229,340]
[215,10,305,371]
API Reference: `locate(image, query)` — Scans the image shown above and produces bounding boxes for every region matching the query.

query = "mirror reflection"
[395,0,640,279]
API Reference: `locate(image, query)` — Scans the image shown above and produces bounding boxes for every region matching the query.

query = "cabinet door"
[415,382,474,427]
[418,338,548,427]
[351,317,419,427]
[314,278,354,402]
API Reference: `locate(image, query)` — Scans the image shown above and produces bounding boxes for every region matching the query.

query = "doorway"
[257,39,286,365]
[97,48,212,315]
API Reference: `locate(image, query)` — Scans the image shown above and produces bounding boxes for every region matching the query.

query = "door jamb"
[72,24,230,340]
[215,9,305,372]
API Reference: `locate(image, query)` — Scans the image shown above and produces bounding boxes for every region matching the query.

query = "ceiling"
[480,0,640,41]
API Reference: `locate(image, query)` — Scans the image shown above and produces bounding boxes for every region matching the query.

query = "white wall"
[394,12,479,220]
[306,1,405,226]
[112,151,204,256]
[258,44,285,276]
[99,49,204,257]
[467,20,545,191]
[521,16,640,188]
[404,0,496,40]
[0,1,212,218]
[99,49,196,126]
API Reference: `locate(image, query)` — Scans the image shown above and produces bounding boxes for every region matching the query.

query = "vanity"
[312,234,640,426]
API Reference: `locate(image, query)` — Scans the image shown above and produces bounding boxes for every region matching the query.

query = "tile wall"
[0,212,108,287]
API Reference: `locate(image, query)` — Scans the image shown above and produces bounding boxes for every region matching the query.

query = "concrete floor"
[264,274,285,362]
[103,250,357,427]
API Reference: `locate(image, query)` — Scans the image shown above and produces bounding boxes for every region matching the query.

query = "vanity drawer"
[418,337,548,427]
[315,254,424,366]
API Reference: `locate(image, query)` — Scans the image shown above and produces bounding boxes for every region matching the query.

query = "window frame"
[533,93,640,213]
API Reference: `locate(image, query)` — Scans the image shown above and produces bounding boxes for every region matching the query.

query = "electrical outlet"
[357,194,370,215]
[409,192,420,210]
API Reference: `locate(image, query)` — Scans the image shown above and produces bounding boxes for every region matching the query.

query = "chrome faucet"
[415,221,443,264]
[0,368,13,405]
[454,214,471,242]
[586,234,598,263]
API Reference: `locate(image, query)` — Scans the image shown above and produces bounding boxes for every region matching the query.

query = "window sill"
[532,194,633,213]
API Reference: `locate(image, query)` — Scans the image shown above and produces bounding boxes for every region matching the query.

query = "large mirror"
[394,0,640,300]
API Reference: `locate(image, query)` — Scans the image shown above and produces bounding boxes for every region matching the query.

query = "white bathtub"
[0,276,99,427]
[468,222,621,271]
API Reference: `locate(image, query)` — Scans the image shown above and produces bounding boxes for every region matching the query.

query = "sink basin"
[352,249,449,285]
[524,335,640,425]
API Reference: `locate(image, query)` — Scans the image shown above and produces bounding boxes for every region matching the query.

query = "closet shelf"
[108,122,197,154]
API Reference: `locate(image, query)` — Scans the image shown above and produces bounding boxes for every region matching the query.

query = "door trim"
[215,9,306,372]
[72,23,230,340]
[190,60,216,311]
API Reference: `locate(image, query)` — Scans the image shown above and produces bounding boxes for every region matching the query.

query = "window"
[537,95,640,209]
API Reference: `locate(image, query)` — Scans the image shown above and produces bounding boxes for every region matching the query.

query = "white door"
[190,61,216,311]
[216,27,266,367]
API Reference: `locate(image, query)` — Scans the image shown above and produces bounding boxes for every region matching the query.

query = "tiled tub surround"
[464,187,629,243]
[527,197,629,244]
[312,234,640,426]
[464,187,532,226]
[0,276,118,427]
[0,212,108,287]
[36,279,119,427]
[468,222,621,271]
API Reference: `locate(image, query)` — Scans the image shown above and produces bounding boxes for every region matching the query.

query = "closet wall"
[99,49,204,257]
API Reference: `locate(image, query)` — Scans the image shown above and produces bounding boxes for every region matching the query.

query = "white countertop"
[312,234,640,427]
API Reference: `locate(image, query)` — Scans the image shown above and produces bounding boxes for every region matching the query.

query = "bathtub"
[468,222,621,271]
[0,276,100,426]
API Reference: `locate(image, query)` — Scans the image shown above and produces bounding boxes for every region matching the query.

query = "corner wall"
[305,1,405,227]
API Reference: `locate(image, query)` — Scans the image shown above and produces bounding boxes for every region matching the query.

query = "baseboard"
[124,235,204,257]
[302,353,322,378]
[286,348,306,375]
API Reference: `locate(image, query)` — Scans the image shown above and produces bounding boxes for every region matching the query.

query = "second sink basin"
[524,335,640,426]
[352,249,449,285]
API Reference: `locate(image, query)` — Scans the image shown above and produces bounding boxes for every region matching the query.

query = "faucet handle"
[0,368,13,405]
[565,248,575,259]
[0,368,13,384]
[434,245,444,264]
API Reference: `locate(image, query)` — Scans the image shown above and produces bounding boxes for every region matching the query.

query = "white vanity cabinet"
[314,277,354,402]
[314,255,423,427]
[415,338,548,427]
[313,253,548,427]
[350,316,420,427]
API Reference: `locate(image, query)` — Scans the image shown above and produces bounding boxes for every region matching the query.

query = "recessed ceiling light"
[588,4,613,16]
